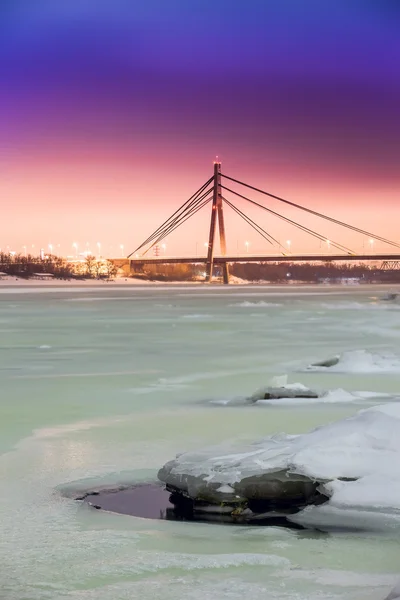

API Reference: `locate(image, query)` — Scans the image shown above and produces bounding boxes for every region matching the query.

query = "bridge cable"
[129,178,213,256]
[127,177,213,257]
[221,174,400,250]
[223,185,353,254]
[143,195,213,256]
[141,195,213,256]
[222,185,354,254]
[129,177,212,255]
[139,185,213,254]
[222,197,286,253]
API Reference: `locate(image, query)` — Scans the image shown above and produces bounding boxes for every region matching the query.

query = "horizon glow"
[1,0,400,256]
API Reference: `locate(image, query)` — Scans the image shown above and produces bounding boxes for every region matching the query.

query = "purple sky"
[1,0,400,255]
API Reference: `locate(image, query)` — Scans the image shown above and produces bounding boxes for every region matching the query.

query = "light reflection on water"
[0,284,399,600]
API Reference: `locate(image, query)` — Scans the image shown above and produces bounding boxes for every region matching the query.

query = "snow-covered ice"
[385,581,400,600]
[304,349,400,373]
[255,388,391,406]
[209,375,394,406]
[159,403,400,530]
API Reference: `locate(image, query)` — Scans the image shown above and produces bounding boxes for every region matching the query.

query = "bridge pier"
[206,161,230,284]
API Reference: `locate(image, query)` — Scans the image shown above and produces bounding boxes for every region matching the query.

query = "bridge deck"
[123,254,400,265]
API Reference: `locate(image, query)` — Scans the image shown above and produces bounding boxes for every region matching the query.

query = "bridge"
[119,254,400,266]
[122,162,400,283]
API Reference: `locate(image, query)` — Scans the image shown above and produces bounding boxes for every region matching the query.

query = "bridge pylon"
[205,161,229,283]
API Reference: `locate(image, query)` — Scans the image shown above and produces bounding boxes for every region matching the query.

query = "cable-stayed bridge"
[123,162,400,283]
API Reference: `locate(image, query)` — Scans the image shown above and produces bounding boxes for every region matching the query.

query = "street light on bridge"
[245,241,250,253]
[286,240,291,252]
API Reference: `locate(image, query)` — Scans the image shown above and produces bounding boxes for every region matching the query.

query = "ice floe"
[210,376,392,406]
[255,388,390,406]
[158,403,400,530]
[304,349,400,373]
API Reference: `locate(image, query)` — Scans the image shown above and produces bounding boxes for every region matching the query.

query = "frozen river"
[0,283,399,600]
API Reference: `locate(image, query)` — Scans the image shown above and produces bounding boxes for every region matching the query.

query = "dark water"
[77,483,305,528]
[80,484,175,519]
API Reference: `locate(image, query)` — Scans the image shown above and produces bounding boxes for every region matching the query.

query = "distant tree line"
[229,261,387,282]
[0,253,118,279]
[130,260,400,283]
[133,263,195,281]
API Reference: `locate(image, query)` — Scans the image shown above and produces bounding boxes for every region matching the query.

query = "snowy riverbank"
[0,276,398,292]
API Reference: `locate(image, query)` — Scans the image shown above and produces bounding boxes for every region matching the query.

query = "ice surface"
[305,349,400,373]
[159,404,400,530]
[3,285,400,599]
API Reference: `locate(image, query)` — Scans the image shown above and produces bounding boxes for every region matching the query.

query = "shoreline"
[0,277,397,294]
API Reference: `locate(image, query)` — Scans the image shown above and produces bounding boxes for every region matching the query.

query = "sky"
[1,0,400,257]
